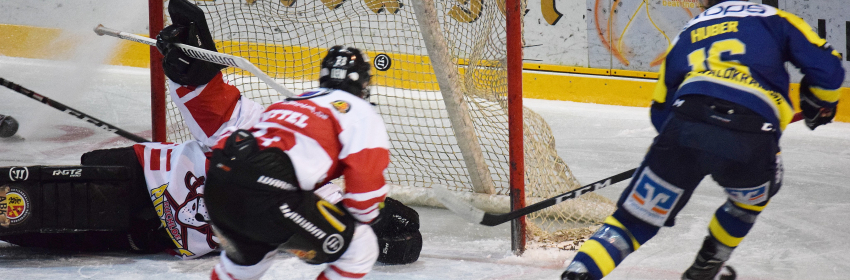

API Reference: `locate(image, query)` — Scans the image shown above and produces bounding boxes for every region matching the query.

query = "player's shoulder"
[296,89,378,118]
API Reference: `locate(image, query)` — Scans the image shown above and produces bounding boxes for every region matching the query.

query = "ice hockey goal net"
[149,0,615,252]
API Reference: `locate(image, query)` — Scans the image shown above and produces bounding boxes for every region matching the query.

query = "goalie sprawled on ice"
[0,0,421,274]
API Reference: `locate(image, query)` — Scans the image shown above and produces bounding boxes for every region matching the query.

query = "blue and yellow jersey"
[651,0,844,133]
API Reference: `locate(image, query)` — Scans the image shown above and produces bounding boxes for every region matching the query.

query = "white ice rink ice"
[1,56,849,279]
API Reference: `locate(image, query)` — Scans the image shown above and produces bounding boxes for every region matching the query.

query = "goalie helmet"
[319,46,372,99]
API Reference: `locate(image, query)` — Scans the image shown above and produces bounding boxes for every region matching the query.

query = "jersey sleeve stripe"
[652,59,670,104]
[342,185,388,201]
[329,265,368,279]
[776,10,842,59]
[809,86,842,103]
[342,196,384,213]
[343,200,378,215]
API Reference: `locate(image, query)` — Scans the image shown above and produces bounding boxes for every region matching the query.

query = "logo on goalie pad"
[725,183,769,205]
[0,186,30,227]
[623,167,684,227]
[52,169,82,178]
[8,167,28,181]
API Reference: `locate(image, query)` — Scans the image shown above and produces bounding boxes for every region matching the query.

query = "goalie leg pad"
[0,165,142,251]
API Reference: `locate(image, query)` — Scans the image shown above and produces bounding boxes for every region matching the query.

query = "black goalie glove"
[155,0,226,86]
[799,79,838,130]
[370,197,422,264]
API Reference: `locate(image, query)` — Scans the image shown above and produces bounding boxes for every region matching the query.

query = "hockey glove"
[155,0,226,86]
[799,80,837,130]
[370,197,422,264]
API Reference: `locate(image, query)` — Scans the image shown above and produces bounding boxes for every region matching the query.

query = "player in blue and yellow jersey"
[562,1,844,280]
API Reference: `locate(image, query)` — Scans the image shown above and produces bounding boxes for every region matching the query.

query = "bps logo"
[623,168,684,227]
[0,185,31,227]
[725,183,769,205]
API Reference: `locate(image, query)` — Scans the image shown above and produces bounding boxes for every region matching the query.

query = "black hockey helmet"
[319,46,372,99]
[0,115,18,138]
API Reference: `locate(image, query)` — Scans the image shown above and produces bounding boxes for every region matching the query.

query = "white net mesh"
[160,0,615,247]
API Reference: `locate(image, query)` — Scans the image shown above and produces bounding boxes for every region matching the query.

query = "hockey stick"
[435,111,805,226]
[0,77,149,143]
[93,24,295,98]
[434,169,635,226]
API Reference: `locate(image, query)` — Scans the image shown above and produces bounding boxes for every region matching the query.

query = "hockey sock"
[708,200,766,249]
[565,214,659,280]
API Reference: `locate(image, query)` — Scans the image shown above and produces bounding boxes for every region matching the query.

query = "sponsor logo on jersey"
[373,54,392,71]
[52,169,82,178]
[323,233,344,254]
[623,167,684,227]
[725,182,769,205]
[8,167,29,181]
[257,176,297,191]
[280,203,328,240]
[332,100,351,113]
[0,186,31,227]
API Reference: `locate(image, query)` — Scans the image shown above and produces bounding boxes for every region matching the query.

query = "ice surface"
[1,56,849,279]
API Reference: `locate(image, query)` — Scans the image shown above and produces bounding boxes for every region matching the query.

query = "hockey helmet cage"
[319,46,372,99]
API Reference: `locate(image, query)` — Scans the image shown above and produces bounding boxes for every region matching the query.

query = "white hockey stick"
[93,24,295,98]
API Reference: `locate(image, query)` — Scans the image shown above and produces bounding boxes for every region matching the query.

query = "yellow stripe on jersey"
[709,216,744,247]
[776,10,842,59]
[652,61,669,104]
[681,71,795,130]
[733,201,770,212]
[810,86,842,103]
[578,239,617,276]
[604,216,641,250]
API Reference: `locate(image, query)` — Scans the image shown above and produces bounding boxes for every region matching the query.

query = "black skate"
[681,256,736,280]
[561,271,593,280]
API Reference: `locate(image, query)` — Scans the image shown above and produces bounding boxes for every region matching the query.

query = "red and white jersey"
[134,141,219,259]
[213,88,391,223]
[133,74,264,259]
[167,73,265,148]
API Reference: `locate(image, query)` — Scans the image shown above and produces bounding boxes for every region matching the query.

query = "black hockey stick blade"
[435,168,636,226]
[0,77,150,143]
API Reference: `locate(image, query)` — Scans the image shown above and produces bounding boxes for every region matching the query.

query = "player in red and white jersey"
[204,46,390,280]
[1,0,421,270]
